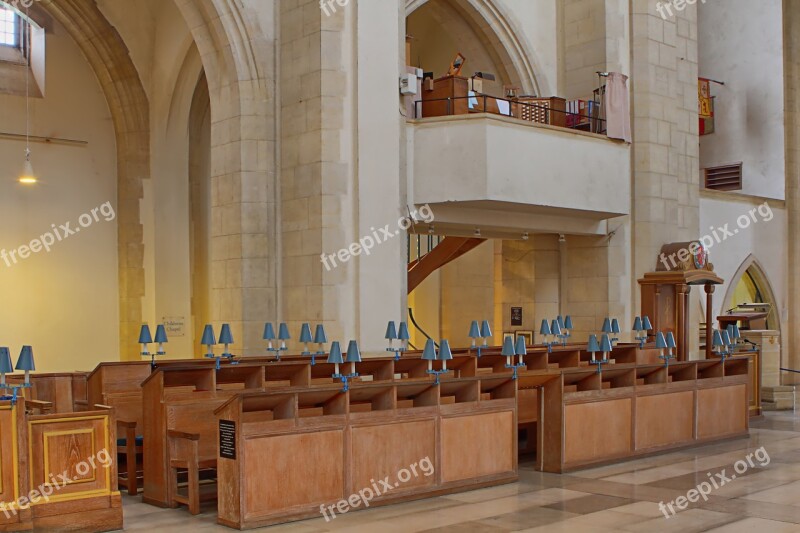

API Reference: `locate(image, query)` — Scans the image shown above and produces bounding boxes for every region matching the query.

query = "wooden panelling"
[635,391,694,450]
[28,415,110,499]
[243,430,344,517]
[351,420,436,493]
[517,388,538,423]
[441,411,515,483]
[697,385,748,439]
[564,399,632,464]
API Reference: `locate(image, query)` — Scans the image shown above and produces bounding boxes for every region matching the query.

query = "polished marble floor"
[121,411,800,532]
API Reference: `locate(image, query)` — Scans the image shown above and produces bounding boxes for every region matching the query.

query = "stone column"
[630,0,701,356]
[784,0,800,383]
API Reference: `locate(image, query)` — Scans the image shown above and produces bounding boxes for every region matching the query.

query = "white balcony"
[409,114,631,236]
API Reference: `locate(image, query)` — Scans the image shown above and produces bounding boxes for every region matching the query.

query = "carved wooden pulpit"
[638,242,723,360]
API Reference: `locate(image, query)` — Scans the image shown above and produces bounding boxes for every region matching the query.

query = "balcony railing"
[414,95,606,134]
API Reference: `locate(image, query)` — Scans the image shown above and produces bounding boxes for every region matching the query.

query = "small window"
[0,6,18,47]
[704,163,742,191]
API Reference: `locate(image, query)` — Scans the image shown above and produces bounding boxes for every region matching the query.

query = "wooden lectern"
[639,242,723,360]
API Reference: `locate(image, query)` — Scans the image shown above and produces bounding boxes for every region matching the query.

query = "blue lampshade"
[385,321,398,340]
[438,339,453,361]
[727,324,741,340]
[501,336,515,357]
[602,318,612,333]
[219,324,234,345]
[468,320,481,339]
[421,338,437,361]
[666,331,676,349]
[263,323,276,340]
[346,340,361,363]
[278,323,291,340]
[314,324,328,344]
[633,316,643,332]
[327,341,344,364]
[299,323,313,343]
[712,329,724,347]
[599,334,613,353]
[564,315,574,330]
[0,348,13,374]
[16,346,35,371]
[611,318,621,334]
[587,334,600,353]
[138,325,153,344]
[721,330,732,346]
[551,319,562,336]
[540,319,551,336]
[154,325,168,344]
[201,324,216,346]
[643,316,653,330]
[655,332,667,350]
[557,316,565,329]
[480,320,492,339]
[398,322,410,341]
[515,336,527,356]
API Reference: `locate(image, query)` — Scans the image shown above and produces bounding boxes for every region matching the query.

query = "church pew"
[7,372,89,413]
[537,356,752,473]
[142,364,269,508]
[214,375,519,529]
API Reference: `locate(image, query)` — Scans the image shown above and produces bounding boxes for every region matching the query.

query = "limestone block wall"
[631,0,701,357]
[562,0,607,99]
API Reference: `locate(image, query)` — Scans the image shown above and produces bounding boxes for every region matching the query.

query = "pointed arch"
[722,254,780,330]
[406,0,541,95]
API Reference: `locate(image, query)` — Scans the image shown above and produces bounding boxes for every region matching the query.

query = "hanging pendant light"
[18,7,36,185]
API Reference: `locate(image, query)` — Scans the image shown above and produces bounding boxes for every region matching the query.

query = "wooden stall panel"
[564,398,632,464]
[28,416,112,500]
[243,430,344,518]
[0,408,18,507]
[697,385,747,439]
[441,411,514,483]
[351,420,436,493]
[517,388,539,423]
[635,391,694,450]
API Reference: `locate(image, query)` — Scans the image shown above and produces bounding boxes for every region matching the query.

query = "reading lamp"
[219,324,235,363]
[152,325,168,369]
[16,346,35,386]
[299,323,313,356]
[201,324,219,369]
[312,325,328,365]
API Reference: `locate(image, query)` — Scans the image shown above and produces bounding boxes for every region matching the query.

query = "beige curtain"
[606,72,631,143]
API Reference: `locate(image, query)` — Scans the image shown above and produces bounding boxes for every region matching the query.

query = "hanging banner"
[698,78,713,119]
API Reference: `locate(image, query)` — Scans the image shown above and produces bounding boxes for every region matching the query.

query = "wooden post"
[705,283,715,359]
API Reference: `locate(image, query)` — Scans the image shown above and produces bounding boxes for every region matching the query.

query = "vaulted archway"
[405,0,540,95]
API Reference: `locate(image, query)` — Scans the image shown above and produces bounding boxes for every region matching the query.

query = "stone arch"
[37,0,149,360]
[172,0,277,351]
[722,254,780,331]
[406,0,541,94]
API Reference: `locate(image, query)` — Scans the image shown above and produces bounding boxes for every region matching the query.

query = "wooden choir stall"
[0,302,759,531]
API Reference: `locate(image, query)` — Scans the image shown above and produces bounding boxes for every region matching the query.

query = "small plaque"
[219,420,236,459]
[511,307,523,327]
[162,316,186,338]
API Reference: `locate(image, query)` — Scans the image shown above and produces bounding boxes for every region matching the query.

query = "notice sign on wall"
[219,420,236,459]
[511,307,523,327]
[162,316,186,337]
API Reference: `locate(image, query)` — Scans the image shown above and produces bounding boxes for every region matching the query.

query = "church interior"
[0,0,799,531]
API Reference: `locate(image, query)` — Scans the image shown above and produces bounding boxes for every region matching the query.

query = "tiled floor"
[121,411,800,532]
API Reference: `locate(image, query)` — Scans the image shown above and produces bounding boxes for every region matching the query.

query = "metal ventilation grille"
[704,163,742,191]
